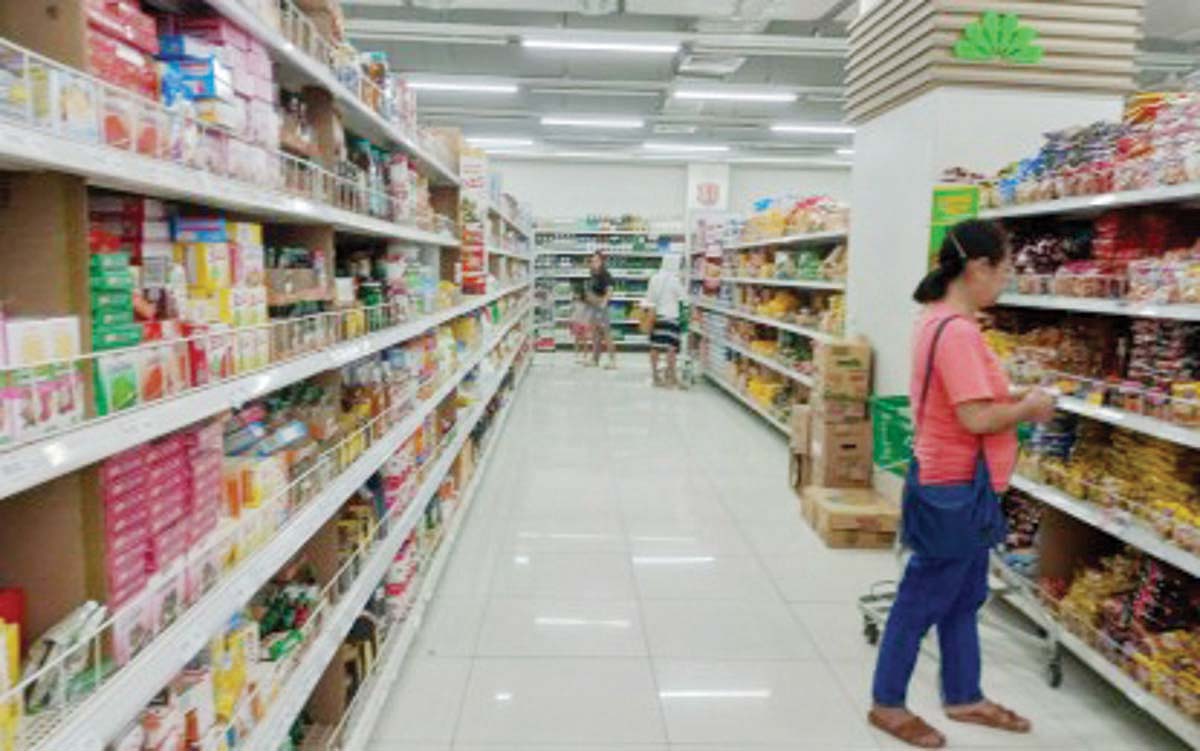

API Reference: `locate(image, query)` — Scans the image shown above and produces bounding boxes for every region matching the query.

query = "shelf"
[0,120,460,245]
[537,249,676,258]
[205,0,459,186]
[690,296,842,345]
[979,183,1200,221]
[997,294,1200,322]
[1011,475,1200,578]
[554,294,645,302]
[1055,397,1200,451]
[1000,590,1200,749]
[702,369,789,435]
[537,270,655,280]
[487,203,532,238]
[535,229,684,237]
[488,246,532,262]
[319,356,526,751]
[0,282,531,501]
[724,230,847,251]
[691,328,814,386]
[21,308,527,751]
[720,277,846,292]
[240,335,526,751]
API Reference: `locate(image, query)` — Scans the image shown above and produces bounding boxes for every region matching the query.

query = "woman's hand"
[1018,389,1056,423]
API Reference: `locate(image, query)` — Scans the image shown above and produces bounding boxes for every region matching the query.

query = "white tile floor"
[368,354,1188,751]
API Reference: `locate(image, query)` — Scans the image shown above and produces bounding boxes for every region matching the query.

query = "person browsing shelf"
[642,253,685,387]
[586,251,617,369]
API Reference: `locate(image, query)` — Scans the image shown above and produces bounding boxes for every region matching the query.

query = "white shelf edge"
[1011,475,1200,578]
[0,120,458,246]
[488,246,532,262]
[690,296,840,344]
[486,203,532,238]
[979,183,1200,220]
[26,307,525,751]
[691,328,814,386]
[536,250,676,258]
[205,0,460,186]
[724,230,847,251]
[720,277,846,291]
[1055,397,1200,450]
[1000,591,1200,748]
[702,368,789,435]
[341,361,524,751]
[997,294,1200,322]
[0,283,530,500]
[244,335,526,751]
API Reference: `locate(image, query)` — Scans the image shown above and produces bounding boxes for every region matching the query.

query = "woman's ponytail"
[913,267,951,303]
[911,219,1008,304]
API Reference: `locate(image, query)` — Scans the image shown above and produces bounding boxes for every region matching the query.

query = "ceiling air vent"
[678,53,746,77]
[654,124,699,135]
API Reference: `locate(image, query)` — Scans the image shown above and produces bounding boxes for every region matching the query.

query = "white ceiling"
[344,0,1200,161]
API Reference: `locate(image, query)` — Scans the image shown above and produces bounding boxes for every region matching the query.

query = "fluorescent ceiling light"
[523,37,679,54]
[466,137,535,147]
[673,89,797,103]
[643,142,730,153]
[407,80,518,93]
[771,123,856,135]
[541,116,644,129]
[836,148,855,156]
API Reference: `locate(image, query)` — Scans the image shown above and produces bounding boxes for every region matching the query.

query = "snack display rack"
[687,200,850,434]
[532,218,685,349]
[0,1,539,749]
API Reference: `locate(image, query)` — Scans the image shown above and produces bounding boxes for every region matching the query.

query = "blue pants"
[872,548,989,707]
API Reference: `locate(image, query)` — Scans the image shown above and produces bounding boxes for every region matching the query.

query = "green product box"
[91,323,143,351]
[92,308,134,328]
[91,290,133,312]
[93,350,140,416]
[88,252,130,272]
[89,270,135,292]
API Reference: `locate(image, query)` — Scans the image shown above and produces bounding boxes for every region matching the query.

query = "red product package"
[84,0,160,56]
[181,322,211,388]
[176,16,251,50]
[146,520,189,573]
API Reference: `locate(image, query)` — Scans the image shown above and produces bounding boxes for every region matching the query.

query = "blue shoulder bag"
[900,316,1008,559]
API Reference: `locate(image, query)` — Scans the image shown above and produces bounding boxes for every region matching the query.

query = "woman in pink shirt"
[869,220,1055,748]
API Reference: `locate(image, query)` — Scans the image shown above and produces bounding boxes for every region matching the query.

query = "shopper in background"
[643,253,686,387]
[868,220,1055,749]
[586,251,617,369]
[569,287,593,364]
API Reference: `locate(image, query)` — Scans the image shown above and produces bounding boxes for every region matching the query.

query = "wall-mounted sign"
[929,185,980,269]
[953,12,1044,65]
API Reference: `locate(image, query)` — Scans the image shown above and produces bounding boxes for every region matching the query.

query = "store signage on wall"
[953,12,1044,64]
[687,163,730,211]
[929,185,980,269]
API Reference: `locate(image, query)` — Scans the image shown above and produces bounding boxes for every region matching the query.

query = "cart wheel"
[863,620,880,646]
[1045,659,1063,688]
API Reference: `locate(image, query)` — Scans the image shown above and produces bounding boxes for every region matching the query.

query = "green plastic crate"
[871,395,913,476]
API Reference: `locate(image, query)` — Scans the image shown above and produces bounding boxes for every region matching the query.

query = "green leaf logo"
[953,11,1044,64]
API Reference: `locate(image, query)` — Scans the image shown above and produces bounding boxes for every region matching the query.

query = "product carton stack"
[791,338,899,548]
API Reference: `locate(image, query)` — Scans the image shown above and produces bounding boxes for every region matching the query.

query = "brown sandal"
[946,701,1032,733]
[868,709,947,748]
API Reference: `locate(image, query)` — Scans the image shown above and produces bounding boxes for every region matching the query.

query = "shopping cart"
[856,397,1064,687]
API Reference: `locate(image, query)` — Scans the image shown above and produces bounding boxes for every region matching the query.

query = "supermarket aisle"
[367,355,1186,751]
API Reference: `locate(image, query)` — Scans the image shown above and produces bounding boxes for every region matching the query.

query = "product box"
[805,420,873,489]
[813,339,872,400]
[789,403,810,452]
[800,486,898,549]
[30,68,100,142]
[84,0,159,55]
[157,34,219,61]
[183,242,231,295]
[172,216,228,243]
[809,391,869,423]
[176,16,252,51]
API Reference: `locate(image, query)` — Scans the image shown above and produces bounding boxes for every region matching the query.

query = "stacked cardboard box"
[792,338,873,489]
[799,486,899,549]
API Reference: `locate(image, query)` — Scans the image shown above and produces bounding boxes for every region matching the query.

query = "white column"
[845,87,1123,395]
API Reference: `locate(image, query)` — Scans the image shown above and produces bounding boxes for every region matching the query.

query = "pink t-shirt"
[911,304,1017,492]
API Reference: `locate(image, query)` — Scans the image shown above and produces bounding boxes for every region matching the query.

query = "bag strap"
[915,316,961,438]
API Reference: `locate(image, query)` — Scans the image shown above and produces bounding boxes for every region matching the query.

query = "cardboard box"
[800,486,898,549]
[789,404,811,452]
[814,339,871,400]
[810,392,869,424]
[807,420,872,488]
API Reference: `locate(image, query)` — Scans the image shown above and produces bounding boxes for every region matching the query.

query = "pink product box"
[252,74,274,103]
[107,543,149,598]
[150,560,189,628]
[182,420,224,454]
[105,500,149,540]
[176,17,250,51]
[147,479,189,533]
[103,469,148,506]
[187,510,220,547]
[245,44,271,78]
[89,195,168,220]
[107,525,149,562]
[100,449,148,485]
[144,434,186,465]
[232,64,254,99]
[145,453,192,486]
[146,520,188,573]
